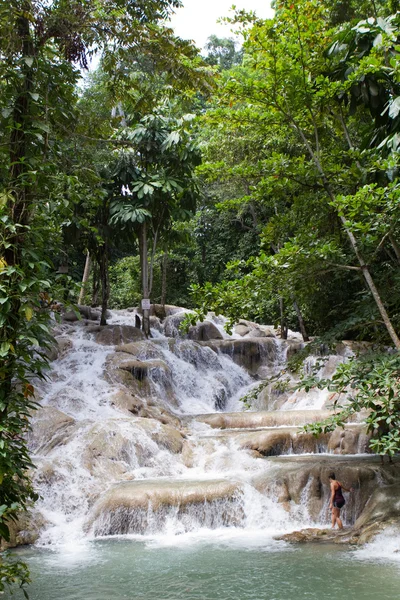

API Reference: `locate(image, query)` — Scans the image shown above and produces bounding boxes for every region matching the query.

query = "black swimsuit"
[333,484,345,509]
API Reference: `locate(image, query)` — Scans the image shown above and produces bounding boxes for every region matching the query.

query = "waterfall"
[25,309,381,549]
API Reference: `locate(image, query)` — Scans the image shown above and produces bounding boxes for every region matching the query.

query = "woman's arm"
[338,482,354,493]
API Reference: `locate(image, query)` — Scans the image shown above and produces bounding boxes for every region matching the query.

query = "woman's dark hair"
[328,472,336,480]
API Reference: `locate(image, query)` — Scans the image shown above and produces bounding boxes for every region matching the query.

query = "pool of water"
[4,535,400,600]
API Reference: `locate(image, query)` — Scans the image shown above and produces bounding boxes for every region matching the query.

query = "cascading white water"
[28,310,369,549]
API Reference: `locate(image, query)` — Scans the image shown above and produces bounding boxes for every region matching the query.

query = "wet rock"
[236,428,331,456]
[276,528,348,544]
[204,338,279,375]
[105,353,177,406]
[63,305,101,322]
[187,321,223,342]
[46,336,74,362]
[195,409,335,430]
[327,426,370,455]
[93,325,145,346]
[87,479,241,536]
[28,407,76,454]
[1,511,48,550]
[138,418,184,454]
[149,316,163,332]
[234,324,251,337]
[163,312,189,338]
[81,418,184,479]
[115,341,165,360]
[354,483,400,534]
[246,328,268,338]
[148,304,185,320]
[111,390,145,416]
[285,341,304,359]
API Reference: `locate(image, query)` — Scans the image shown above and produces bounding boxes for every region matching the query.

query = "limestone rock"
[163,312,189,338]
[1,511,48,550]
[28,406,76,454]
[327,426,370,455]
[187,321,223,342]
[195,409,335,430]
[110,390,145,416]
[87,478,240,536]
[203,338,279,374]
[93,325,145,346]
[234,324,251,337]
[63,305,101,322]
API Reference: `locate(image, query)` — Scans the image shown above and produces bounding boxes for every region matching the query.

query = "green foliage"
[204,36,243,71]
[0,0,210,592]
[0,555,30,598]
[109,256,142,309]
[300,352,400,457]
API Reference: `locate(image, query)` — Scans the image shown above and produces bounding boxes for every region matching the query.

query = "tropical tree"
[109,109,201,335]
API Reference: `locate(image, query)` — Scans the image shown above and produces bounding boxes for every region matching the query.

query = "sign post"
[141,298,151,337]
[141,298,151,311]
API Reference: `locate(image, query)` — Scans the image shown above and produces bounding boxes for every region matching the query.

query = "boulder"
[110,390,145,416]
[87,478,241,536]
[1,511,48,550]
[163,312,188,338]
[115,341,165,360]
[327,426,370,455]
[46,335,73,362]
[63,304,101,322]
[234,324,251,337]
[80,418,184,479]
[187,321,223,342]
[246,328,268,338]
[204,338,279,374]
[28,406,76,454]
[93,325,145,346]
[104,353,177,406]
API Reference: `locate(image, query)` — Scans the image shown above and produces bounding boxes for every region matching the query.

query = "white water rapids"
[26,309,397,564]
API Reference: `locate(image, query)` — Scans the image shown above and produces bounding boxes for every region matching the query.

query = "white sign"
[141,299,151,310]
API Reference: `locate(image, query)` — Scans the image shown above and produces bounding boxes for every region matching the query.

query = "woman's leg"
[331,507,337,528]
[335,507,343,530]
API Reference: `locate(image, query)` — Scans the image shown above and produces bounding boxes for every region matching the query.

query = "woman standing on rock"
[328,472,353,530]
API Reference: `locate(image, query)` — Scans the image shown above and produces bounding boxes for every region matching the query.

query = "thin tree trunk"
[91,262,100,307]
[149,226,159,296]
[292,297,309,342]
[78,251,91,305]
[161,250,168,306]
[293,122,400,349]
[139,222,150,337]
[389,234,400,266]
[99,245,109,326]
[280,297,288,340]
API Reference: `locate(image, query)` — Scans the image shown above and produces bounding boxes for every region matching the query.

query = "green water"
[4,538,400,600]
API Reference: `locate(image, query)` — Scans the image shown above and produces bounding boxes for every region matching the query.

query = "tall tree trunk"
[292,297,309,342]
[78,251,91,305]
[149,226,159,296]
[139,222,150,337]
[91,262,100,307]
[279,297,288,340]
[99,245,109,326]
[161,250,168,307]
[293,123,400,349]
[389,234,400,266]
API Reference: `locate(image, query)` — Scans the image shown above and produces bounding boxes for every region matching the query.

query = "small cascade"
[24,307,391,551]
